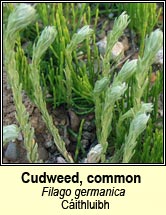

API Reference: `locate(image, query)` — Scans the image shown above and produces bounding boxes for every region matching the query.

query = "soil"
[2,3,163,164]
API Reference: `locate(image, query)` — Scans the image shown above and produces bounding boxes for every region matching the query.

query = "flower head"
[6,3,36,40]
[33,26,57,64]
[87,144,102,163]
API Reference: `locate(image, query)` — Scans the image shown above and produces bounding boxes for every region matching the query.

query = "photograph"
[2,2,164,164]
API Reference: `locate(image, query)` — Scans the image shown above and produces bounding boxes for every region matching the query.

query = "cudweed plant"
[30,26,74,163]
[4,4,39,163]
[120,29,163,163]
[94,12,163,163]
[94,12,137,162]
[116,30,162,163]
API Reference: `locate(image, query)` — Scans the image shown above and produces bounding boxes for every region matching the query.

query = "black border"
[1,1,165,166]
